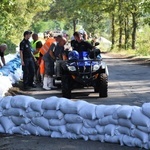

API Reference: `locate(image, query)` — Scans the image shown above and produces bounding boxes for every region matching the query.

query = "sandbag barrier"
[0,95,150,149]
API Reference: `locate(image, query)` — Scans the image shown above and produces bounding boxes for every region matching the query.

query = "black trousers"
[22,57,35,87]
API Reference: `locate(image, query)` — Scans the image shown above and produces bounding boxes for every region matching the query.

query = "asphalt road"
[1,53,150,150]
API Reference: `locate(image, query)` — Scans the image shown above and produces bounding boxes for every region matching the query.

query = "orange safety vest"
[40,38,56,55]
[39,58,45,75]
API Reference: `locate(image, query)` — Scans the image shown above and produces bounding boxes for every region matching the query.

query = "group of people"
[19,30,68,90]
[0,30,99,91]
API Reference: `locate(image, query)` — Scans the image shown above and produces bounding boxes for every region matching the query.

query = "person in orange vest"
[42,35,67,90]
[40,32,56,56]
[39,32,56,87]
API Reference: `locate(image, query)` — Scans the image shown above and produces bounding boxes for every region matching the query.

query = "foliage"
[0,0,149,57]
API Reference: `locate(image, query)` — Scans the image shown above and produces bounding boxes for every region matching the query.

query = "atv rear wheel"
[61,75,71,99]
[95,73,108,98]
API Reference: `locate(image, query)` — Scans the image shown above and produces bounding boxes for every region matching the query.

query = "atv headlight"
[93,64,100,71]
[68,66,76,71]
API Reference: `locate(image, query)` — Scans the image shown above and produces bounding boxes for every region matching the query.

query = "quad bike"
[60,47,109,99]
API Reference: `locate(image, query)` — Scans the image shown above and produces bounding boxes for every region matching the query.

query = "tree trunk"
[119,20,123,49]
[111,14,115,49]
[131,13,137,49]
[73,19,76,33]
[124,15,129,49]
[118,0,122,49]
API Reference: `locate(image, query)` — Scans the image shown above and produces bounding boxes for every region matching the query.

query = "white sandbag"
[83,119,98,128]
[137,125,150,133]
[133,138,143,148]
[105,135,120,143]
[59,99,80,114]
[80,126,97,135]
[49,118,66,126]
[89,134,105,142]
[118,118,135,129]
[64,114,83,123]
[143,142,150,150]
[11,116,30,126]
[2,108,25,117]
[131,128,149,143]
[10,95,35,109]
[63,132,79,139]
[25,111,41,118]
[104,124,117,136]
[31,117,50,130]
[99,115,118,126]
[95,125,105,134]
[30,100,44,114]
[21,123,38,135]
[11,126,29,135]
[66,123,83,134]
[95,105,106,119]
[0,96,12,109]
[0,111,2,117]
[113,105,134,119]
[103,105,121,116]
[43,110,64,119]
[49,125,67,134]
[42,96,66,110]
[116,126,131,136]
[60,100,91,115]
[0,124,5,133]
[122,135,143,148]
[37,126,51,136]
[78,102,96,120]
[51,131,63,138]
[131,107,150,127]
[0,116,15,132]
[142,103,150,118]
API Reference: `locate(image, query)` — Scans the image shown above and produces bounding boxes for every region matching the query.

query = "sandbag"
[42,96,66,110]
[131,107,150,127]
[0,96,12,109]
[64,114,83,123]
[142,103,150,118]
[49,118,66,126]
[66,123,83,134]
[31,117,50,130]
[30,99,44,114]
[11,95,35,109]
[43,110,64,119]
[99,115,118,126]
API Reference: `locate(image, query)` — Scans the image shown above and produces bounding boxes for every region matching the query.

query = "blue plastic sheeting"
[0,55,21,76]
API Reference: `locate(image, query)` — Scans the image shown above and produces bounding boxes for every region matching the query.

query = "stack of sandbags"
[0,95,150,149]
[0,53,22,97]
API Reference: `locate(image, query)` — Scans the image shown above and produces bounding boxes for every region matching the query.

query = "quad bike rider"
[60,32,108,99]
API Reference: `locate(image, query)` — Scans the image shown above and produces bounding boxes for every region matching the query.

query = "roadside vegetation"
[0,0,150,57]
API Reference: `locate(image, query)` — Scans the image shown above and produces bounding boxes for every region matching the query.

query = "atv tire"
[95,73,108,98]
[61,75,71,99]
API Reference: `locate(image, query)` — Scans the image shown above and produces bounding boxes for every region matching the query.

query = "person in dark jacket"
[19,31,36,90]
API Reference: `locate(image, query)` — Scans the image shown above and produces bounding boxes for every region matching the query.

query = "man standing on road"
[31,33,43,84]
[19,31,36,90]
[0,43,7,68]
[42,35,66,90]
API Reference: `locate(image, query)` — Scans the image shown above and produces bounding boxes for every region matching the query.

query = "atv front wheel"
[61,75,71,99]
[95,73,108,98]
